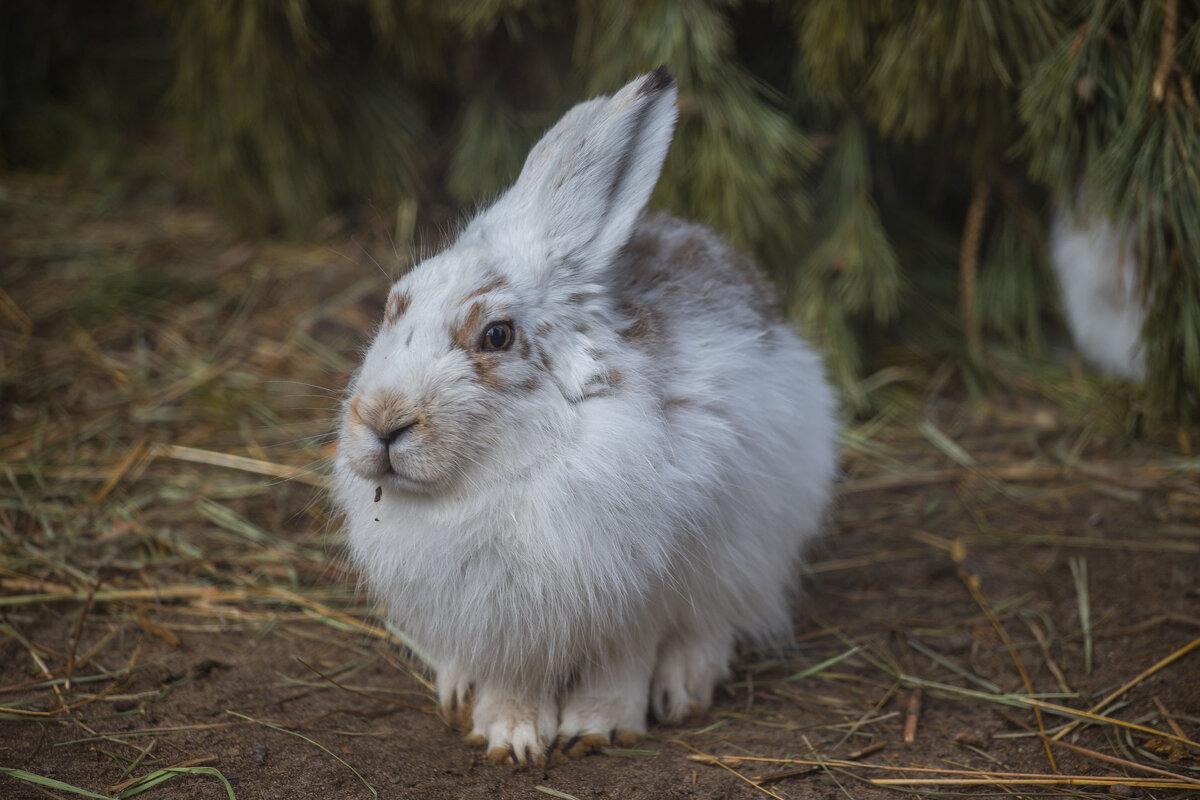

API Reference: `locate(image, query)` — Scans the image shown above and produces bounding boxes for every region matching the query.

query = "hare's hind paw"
[554,642,652,760]
[651,631,732,724]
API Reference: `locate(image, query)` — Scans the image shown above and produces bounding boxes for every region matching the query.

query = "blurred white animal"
[332,69,838,767]
[1049,200,1147,381]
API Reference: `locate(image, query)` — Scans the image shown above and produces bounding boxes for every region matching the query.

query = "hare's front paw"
[554,649,653,760]
[466,684,558,768]
[650,631,732,724]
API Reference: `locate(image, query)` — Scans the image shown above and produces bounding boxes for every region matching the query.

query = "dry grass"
[1,172,415,796]
[2,171,1199,799]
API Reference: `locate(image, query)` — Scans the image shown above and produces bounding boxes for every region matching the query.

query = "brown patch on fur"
[730,252,785,323]
[448,299,547,395]
[449,301,507,388]
[450,300,489,351]
[623,235,671,288]
[440,689,475,731]
[469,355,505,389]
[605,369,627,391]
[559,732,610,759]
[385,290,410,324]
[672,238,707,270]
[624,221,785,326]
[612,729,645,747]
[515,376,541,393]
[532,342,553,375]
[461,274,508,303]
[447,275,513,386]
[619,302,657,345]
[622,230,656,266]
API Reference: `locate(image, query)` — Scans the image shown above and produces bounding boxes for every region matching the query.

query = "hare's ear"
[508,68,678,276]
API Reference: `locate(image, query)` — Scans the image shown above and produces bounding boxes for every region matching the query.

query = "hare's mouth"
[347,456,440,495]
[338,416,461,494]
[379,469,440,495]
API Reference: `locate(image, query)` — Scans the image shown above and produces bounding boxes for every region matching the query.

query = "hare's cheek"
[389,415,472,488]
[464,349,540,395]
[338,423,391,480]
[463,344,549,398]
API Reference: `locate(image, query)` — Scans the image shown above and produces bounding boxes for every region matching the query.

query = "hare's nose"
[349,393,418,446]
[378,421,415,447]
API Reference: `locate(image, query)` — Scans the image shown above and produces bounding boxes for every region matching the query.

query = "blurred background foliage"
[2,0,1197,425]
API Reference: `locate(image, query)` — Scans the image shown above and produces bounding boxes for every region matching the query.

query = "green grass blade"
[0,767,112,799]
[535,787,582,800]
[117,766,237,799]
[784,645,863,682]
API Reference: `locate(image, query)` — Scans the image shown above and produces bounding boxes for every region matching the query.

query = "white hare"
[333,69,837,767]
[1049,198,1147,381]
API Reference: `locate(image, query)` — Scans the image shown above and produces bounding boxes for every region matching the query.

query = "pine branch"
[959,180,991,363]
[1153,0,1179,102]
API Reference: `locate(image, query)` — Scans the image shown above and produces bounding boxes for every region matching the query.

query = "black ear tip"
[640,66,676,95]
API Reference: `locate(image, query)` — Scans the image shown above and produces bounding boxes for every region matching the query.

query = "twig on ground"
[902,688,921,743]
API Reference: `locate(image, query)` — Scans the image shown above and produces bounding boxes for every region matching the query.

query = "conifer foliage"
[3,0,1197,421]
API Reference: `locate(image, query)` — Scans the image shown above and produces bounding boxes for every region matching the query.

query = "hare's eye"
[480,321,514,352]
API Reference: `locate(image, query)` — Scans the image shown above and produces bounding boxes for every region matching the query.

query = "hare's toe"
[483,722,549,769]
[470,685,556,769]
[552,732,611,761]
[550,727,645,763]
[651,632,731,724]
[612,728,645,747]
[486,738,547,769]
[440,685,475,730]
[437,662,475,730]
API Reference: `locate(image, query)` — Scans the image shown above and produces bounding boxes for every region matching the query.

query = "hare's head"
[338,69,678,494]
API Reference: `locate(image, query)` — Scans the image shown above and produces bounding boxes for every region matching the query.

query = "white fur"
[332,70,838,766]
[1050,199,1147,381]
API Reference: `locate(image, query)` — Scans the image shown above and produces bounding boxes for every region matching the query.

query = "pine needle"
[1050,635,1200,743]
[672,740,788,800]
[1068,556,1093,675]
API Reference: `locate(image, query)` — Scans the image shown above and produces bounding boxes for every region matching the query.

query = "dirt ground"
[2,173,1199,800]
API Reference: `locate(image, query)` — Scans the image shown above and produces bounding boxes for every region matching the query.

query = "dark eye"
[480,321,514,351]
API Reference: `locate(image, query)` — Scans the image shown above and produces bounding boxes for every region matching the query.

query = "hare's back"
[612,215,829,438]
[615,215,784,337]
[611,214,835,528]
